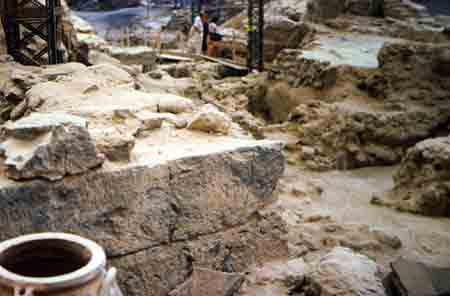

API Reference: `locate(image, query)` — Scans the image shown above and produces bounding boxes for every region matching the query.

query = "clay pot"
[0,233,122,296]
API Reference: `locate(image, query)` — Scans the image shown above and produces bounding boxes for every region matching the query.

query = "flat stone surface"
[4,112,87,139]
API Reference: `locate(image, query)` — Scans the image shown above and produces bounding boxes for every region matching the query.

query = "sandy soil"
[277,163,450,268]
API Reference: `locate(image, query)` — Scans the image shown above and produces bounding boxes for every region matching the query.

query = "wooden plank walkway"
[158,50,279,72]
[200,55,248,71]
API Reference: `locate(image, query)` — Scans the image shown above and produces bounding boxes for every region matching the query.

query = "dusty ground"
[276,163,450,268]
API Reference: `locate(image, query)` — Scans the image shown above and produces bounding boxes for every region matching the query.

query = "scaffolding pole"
[1,0,62,65]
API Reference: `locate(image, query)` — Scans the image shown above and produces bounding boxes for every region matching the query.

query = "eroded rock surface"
[305,247,386,296]
[373,136,450,217]
[0,112,103,181]
[0,138,286,296]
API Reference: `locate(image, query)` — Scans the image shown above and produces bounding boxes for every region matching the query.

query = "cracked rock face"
[0,141,286,296]
[0,112,104,181]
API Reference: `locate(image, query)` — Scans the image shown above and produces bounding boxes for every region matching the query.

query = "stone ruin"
[0,0,450,295]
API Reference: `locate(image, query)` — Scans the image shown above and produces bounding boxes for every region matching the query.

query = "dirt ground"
[276,162,450,269]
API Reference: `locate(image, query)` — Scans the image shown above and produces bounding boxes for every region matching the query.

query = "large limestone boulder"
[305,247,386,296]
[372,136,450,217]
[0,137,287,296]
[0,112,104,181]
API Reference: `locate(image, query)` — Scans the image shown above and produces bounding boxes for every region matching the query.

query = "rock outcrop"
[273,50,338,89]
[291,103,450,169]
[372,136,450,217]
[362,42,450,102]
[305,0,429,21]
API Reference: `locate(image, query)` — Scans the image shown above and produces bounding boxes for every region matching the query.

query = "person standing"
[201,12,209,54]
[188,14,203,54]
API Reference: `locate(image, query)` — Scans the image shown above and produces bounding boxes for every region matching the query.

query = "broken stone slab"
[0,138,286,295]
[3,112,87,140]
[0,112,104,181]
[384,258,450,296]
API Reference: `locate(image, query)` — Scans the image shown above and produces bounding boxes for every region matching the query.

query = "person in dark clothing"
[201,13,209,54]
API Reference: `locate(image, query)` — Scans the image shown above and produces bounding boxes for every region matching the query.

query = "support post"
[191,0,201,24]
[2,0,62,65]
[247,0,264,71]
[47,0,58,64]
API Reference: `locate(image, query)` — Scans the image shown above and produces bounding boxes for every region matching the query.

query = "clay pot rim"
[0,233,106,291]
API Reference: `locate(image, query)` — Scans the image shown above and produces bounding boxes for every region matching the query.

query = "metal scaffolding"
[191,0,264,71]
[1,0,62,65]
[247,0,263,71]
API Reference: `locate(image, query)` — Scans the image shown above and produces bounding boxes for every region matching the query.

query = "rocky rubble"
[362,42,450,101]
[241,247,387,296]
[264,39,450,170]
[290,103,450,170]
[305,0,428,21]
[1,0,450,294]
[273,50,338,89]
[0,52,290,296]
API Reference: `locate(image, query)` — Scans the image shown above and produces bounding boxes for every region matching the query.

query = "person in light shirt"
[188,13,204,54]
